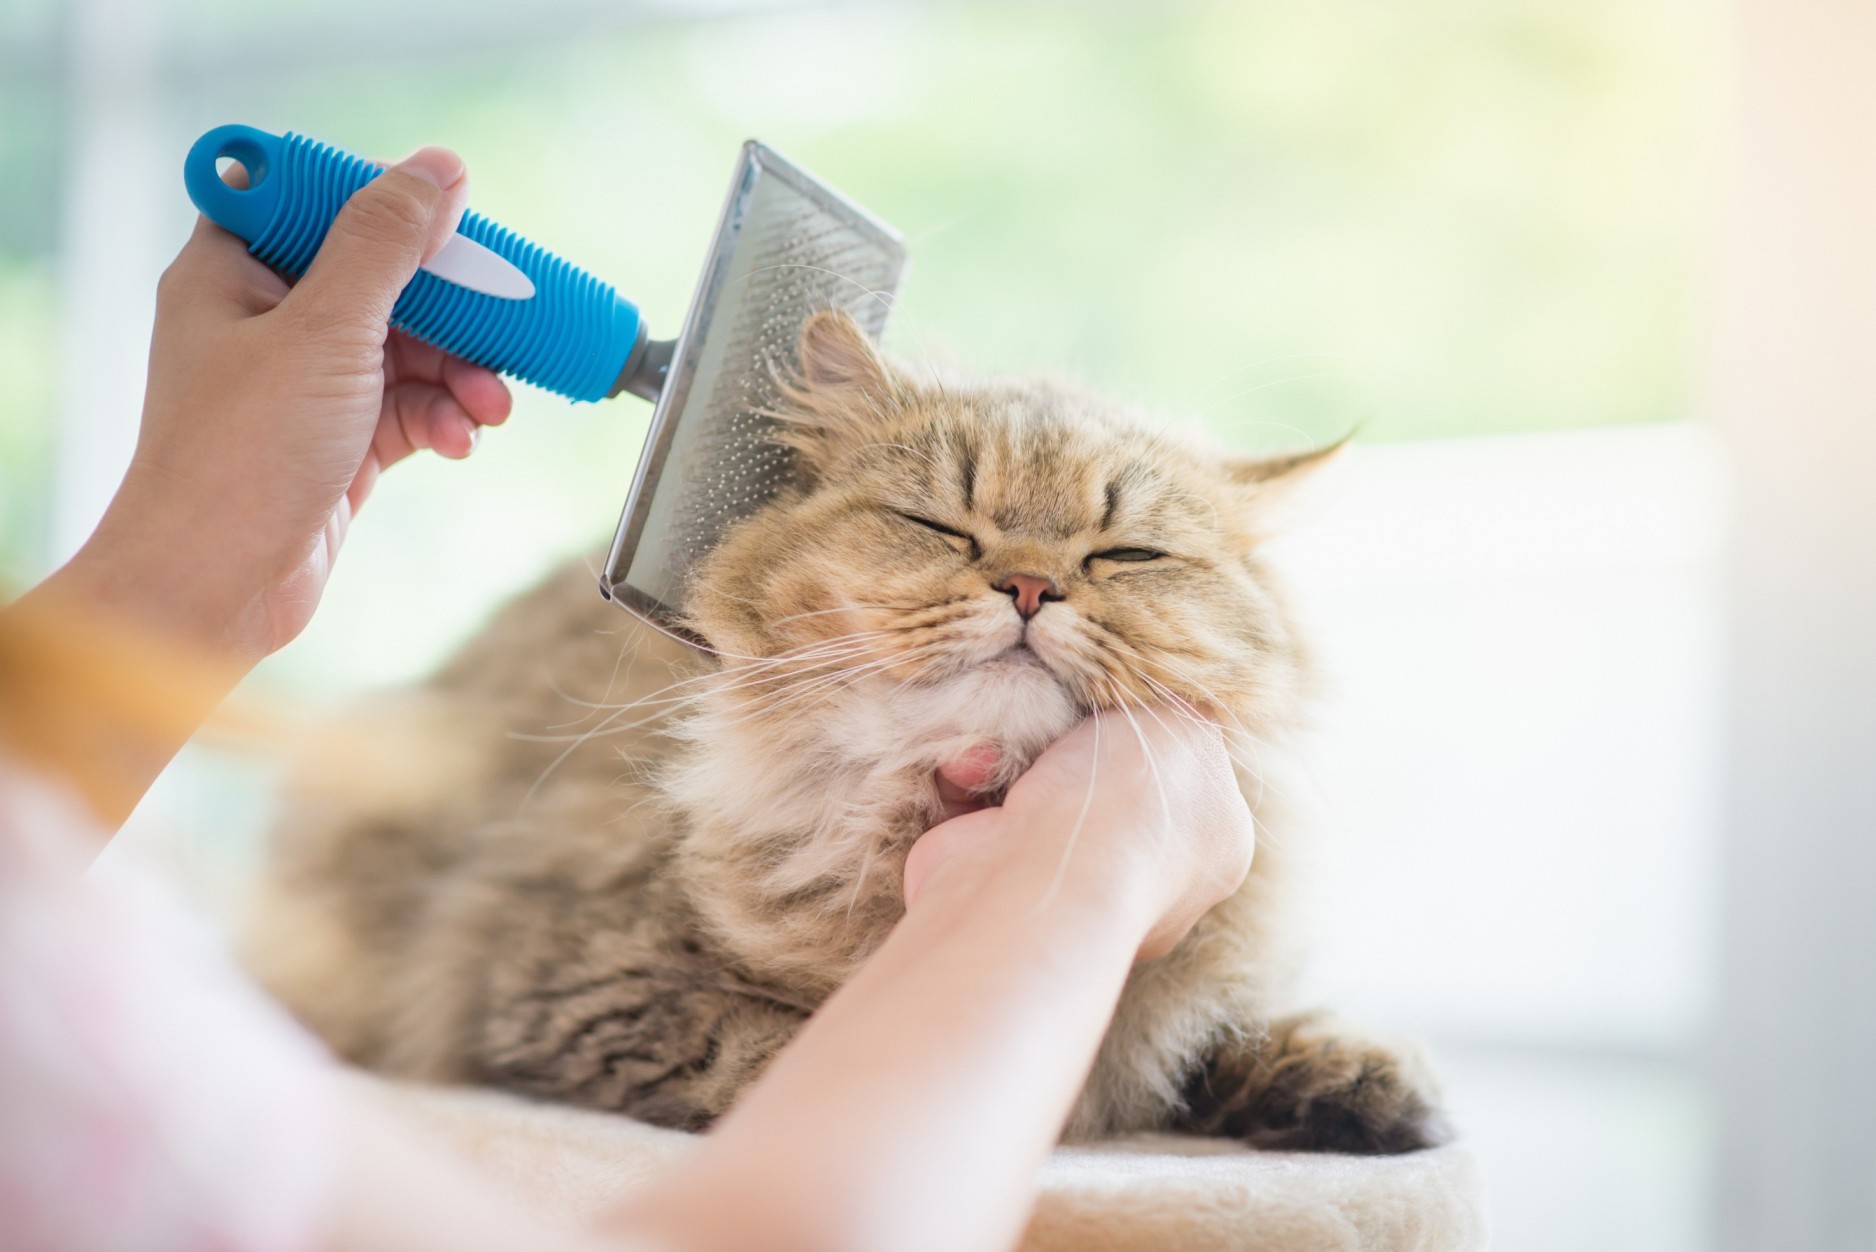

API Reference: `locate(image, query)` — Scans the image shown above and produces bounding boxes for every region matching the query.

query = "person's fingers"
[1001,714,1109,811]
[911,745,1022,900]
[322,488,355,565]
[343,378,479,517]
[442,354,513,426]
[386,331,510,427]
[425,392,479,459]
[937,744,1000,795]
[284,146,468,335]
[156,217,291,321]
[933,784,988,824]
[934,744,1001,821]
[904,808,1006,908]
[374,382,423,469]
[933,771,978,809]
[1007,706,1222,814]
[389,333,512,427]
[352,386,469,514]
[378,381,475,468]
[386,328,449,383]
[345,449,384,516]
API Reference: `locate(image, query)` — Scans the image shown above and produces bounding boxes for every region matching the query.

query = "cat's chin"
[893,646,1083,758]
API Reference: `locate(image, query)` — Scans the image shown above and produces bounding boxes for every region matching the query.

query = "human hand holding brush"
[91,145,511,665]
[15,147,509,823]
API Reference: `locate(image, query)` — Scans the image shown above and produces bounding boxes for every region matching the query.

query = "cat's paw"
[1183,1014,1451,1155]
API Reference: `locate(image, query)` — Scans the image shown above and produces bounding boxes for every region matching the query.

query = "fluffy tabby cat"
[247,310,1446,1153]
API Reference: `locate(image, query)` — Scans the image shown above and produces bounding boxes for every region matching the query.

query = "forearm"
[324,1094,622,1252]
[63,466,288,663]
[4,523,256,828]
[618,846,1151,1252]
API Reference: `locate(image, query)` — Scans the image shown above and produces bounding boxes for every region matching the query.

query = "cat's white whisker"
[543,628,649,730]
[685,643,937,734]
[731,642,947,722]
[841,838,881,932]
[766,601,919,629]
[1039,686,1103,914]
[1132,671,1284,817]
[517,633,914,796]
[509,640,889,743]
[1114,700,1174,835]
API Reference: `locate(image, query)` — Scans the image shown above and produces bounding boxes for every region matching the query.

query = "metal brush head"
[600,141,906,635]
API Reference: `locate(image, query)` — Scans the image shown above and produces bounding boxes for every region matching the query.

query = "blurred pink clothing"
[0,759,335,1252]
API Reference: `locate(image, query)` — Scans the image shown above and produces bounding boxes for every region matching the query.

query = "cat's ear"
[776,311,905,474]
[797,309,893,396]
[1223,435,1350,491]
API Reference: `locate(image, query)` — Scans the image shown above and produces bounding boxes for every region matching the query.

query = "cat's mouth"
[982,639,1072,688]
[991,640,1047,667]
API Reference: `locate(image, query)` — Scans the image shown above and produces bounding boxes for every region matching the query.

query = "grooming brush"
[184,124,906,636]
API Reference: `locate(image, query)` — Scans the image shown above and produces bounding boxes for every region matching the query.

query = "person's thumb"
[284,146,467,336]
[904,807,1006,909]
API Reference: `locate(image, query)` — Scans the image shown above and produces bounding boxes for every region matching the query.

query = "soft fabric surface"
[357,1074,1487,1251]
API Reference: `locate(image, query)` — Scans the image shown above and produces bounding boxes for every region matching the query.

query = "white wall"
[1713,0,1876,1246]
[1276,425,1726,1252]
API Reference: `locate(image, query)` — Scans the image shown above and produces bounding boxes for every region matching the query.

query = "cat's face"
[684,312,1327,737]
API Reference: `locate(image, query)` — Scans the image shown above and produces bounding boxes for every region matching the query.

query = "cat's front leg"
[1176,1012,1451,1154]
[469,955,810,1130]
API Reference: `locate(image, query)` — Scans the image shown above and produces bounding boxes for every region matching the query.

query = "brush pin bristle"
[603,143,906,631]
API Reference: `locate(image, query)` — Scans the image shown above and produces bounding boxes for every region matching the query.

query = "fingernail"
[395,145,466,191]
[461,416,481,453]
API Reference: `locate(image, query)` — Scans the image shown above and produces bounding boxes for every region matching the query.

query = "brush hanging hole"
[212,136,270,193]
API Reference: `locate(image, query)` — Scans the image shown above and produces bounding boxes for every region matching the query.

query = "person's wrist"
[1053,839,1173,957]
[71,468,284,669]
[909,806,1163,950]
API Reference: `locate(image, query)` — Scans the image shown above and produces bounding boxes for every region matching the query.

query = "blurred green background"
[2,1,1715,670]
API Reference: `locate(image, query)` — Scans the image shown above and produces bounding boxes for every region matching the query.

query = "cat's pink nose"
[995,573,1062,620]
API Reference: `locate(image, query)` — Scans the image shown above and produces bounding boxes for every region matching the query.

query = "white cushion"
[357,1074,1487,1251]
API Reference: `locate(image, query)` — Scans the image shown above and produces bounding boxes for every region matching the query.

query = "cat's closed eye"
[896,512,980,557]
[1088,547,1164,564]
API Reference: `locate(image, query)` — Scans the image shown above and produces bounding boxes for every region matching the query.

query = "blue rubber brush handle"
[184,124,642,403]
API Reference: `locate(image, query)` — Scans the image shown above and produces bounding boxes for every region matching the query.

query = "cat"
[245,310,1447,1153]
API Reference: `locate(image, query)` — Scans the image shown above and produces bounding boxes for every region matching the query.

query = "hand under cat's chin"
[901,784,1160,952]
[934,744,1002,821]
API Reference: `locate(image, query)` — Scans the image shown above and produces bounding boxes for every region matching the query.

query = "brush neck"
[612,328,676,402]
